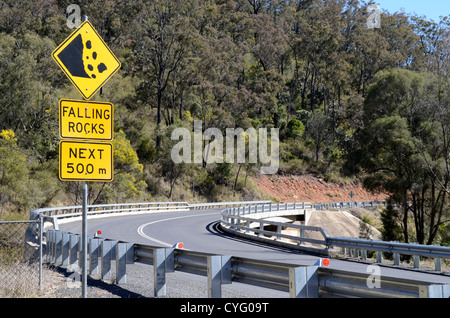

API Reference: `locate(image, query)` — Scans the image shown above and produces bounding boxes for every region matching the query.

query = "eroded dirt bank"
[254,174,387,204]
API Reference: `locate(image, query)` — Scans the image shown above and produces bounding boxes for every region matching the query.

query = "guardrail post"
[78,234,83,268]
[54,230,62,265]
[116,243,127,284]
[435,258,442,272]
[165,248,175,272]
[419,284,450,298]
[154,248,167,297]
[62,232,70,267]
[101,240,116,281]
[393,253,400,266]
[413,255,420,269]
[361,250,367,260]
[276,225,282,240]
[69,234,79,269]
[376,251,383,263]
[46,229,54,262]
[221,255,232,285]
[258,221,264,237]
[299,228,305,245]
[89,238,102,276]
[126,243,134,264]
[289,266,319,298]
[208,255,222,298]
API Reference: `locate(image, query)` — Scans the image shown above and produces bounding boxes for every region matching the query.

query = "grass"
[0,261,40,297]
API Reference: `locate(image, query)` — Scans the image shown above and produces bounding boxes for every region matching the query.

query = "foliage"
[0,0,449,244]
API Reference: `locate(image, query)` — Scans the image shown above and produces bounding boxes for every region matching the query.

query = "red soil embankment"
[254,174,387,204]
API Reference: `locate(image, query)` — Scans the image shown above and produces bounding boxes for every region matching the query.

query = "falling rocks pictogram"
[57,34,108,80]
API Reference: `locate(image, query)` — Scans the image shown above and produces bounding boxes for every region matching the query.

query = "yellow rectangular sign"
[59,141,113,182]
[59,99,113,141]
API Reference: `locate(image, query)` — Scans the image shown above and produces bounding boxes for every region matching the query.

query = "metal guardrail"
[31,201,191,230]
[43,228,450,298]
[31,200,272,230]
[189,200,272,209]
[31,200,450,298]
[220,201,450,272]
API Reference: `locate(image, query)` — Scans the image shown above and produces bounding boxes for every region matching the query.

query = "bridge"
[29,201,450,298]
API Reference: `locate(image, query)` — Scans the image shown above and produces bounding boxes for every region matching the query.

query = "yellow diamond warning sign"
[60,99,113,141]
[59,140,113,182]
[52,21,121,100]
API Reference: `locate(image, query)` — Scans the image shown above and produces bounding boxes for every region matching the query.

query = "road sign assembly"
[53,17,120,298]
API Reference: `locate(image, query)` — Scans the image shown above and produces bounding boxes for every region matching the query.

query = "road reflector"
[314,258,330,267]
[52,20,121,100]
[59,140,113,182]
[173,242,184,249]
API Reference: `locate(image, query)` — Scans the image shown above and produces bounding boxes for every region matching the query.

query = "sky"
[375,0,450,22]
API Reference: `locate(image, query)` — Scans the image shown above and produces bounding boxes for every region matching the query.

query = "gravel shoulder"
[38,262,287,298]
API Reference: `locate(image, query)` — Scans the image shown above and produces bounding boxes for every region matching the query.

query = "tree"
[380,200,404,242]
[0,32,61,161]
[286,118,304,139]
[355,69,450,245]
[0,130,29,213]
[135,0,195,143]
[305,111,331,162]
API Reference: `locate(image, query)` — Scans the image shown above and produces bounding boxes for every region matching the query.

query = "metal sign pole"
[81,15,89,299]
[82,181,88,298]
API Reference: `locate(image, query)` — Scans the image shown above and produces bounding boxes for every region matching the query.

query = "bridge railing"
[220,201,450,272]
[30,200,450,298]
[42,228,450,298]
[30,201,191,230]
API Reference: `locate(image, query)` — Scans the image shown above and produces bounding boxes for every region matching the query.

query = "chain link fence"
[0,219,42,297]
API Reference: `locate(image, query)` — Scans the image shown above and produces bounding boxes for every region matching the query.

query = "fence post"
[39,216,43,291]
[289,266,319,298]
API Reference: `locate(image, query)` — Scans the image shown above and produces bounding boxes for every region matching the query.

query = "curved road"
[59,208,450,285]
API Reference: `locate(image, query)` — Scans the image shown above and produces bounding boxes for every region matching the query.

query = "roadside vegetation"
[0,0,449,246]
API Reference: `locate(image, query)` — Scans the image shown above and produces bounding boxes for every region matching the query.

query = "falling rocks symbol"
[57,34,107,80]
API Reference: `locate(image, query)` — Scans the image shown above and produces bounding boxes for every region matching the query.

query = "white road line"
[137,214,207,247]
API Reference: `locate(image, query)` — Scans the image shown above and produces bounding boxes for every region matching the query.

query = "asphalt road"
[59,208,450,285]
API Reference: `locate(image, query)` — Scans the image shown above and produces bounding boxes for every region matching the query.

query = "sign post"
[82,181,88,298]
[53,17,120,298]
